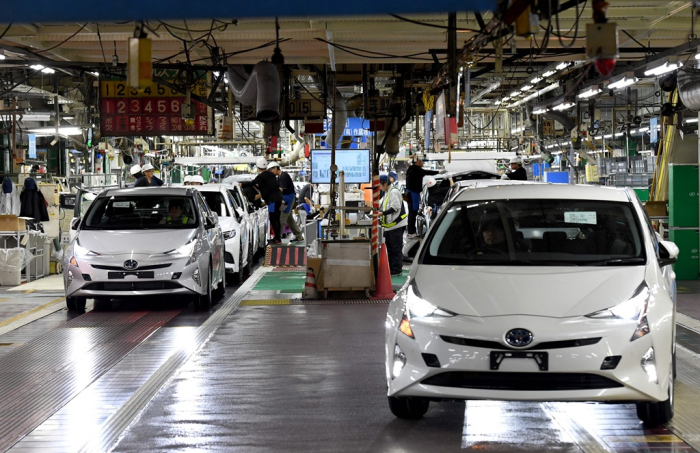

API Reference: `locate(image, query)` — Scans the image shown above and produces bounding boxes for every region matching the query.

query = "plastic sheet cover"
[0,248,34,272]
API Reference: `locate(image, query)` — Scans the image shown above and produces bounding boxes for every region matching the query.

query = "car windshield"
[82,195,198,230]
[200,191,228,217]
[421,199,646,266]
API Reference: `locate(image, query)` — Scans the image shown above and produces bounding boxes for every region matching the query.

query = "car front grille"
[440,336,601,350]
[421,371,623,391]
[91,263,172,271]
[82,281,183,291]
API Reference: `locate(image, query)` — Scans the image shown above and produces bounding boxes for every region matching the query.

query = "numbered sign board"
[99,78,213,137]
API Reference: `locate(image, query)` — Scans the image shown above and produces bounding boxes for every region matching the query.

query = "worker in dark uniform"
[241,157,283,245]
[135,164,164,187]
[378,174,407,276]
[405,155,439,238]
[502,157,528,181]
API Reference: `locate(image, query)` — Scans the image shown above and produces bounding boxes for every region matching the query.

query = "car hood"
[413,265,646,318]
[77,229,197,255]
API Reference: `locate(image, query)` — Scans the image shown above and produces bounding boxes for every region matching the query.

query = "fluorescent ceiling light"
[542,70,556,78]
[19,114,52,121]
[28,126,82,136]
[644,61,682,77]
[695,53,700,60]
[472,78,502,103]
[608,76,637,90]
[552,101,575,111]
[686,118,699,123]
[530,76,543,84]
[30,64,55,74]
[555,62,570,71]
[578,87,602,99]
[533,107,548,115]
[502,96,510,101]
[509,91,519,97]
[520,85,533,91]
[0,50,5,61]
[603,134,612,139]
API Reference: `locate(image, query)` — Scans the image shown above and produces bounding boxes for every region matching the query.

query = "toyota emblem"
[505,328,534,347]
[123,260,139,270]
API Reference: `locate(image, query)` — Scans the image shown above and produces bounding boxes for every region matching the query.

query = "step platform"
[265,244,307,268]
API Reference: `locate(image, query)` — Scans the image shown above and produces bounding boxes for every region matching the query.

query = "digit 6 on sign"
[157,99,167,113]
[171,99,181,113]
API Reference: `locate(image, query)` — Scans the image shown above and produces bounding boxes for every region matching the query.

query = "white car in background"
[194,185,251,284]
[223,174,269,252]
[387,184,678,425]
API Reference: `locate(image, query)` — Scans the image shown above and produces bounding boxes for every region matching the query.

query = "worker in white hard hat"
[135,163,164,187]
[501,156,528,181]
[268,161,304,244]
[241,157,283,244]
[190,175,204,186]
[183,175,193,185]
[130,164,143,179]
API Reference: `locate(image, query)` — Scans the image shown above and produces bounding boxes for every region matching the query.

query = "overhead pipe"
[678,69,700,111]
[543,110,575,131]
[226,61,281,123]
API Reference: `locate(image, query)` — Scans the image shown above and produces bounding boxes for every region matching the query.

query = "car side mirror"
[70,217,81,230]
[658,240,679,267]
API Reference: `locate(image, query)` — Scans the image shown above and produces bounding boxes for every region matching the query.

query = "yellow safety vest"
[381,187,407,228]
[166,215,189,224]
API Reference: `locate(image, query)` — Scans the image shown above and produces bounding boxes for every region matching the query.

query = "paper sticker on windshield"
[113,201,131,208]
[564,212,597,224]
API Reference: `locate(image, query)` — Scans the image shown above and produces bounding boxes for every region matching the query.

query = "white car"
[194,185,251,284]
[386,184,679,425]
[223,174,269,252]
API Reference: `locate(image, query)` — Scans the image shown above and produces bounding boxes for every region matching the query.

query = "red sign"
[99,79,213,137]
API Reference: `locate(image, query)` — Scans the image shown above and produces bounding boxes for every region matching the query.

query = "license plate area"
[108,271,155,279]
[490,351,548,371]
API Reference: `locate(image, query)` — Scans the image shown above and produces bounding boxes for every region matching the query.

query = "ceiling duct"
[227,61,281,123]
[543,110,575,132]
[678,68,700,111]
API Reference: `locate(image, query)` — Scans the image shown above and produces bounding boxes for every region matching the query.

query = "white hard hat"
[510,157,523,165]
[267,161,280,170]
[183,175,193,183]
[192,175,205,184]
[142,163,154,171]
[256,157,268,169]
[424,176,437,188]
[129,165,142,176]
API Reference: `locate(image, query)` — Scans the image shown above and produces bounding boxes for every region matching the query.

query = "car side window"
[194,193,211,221]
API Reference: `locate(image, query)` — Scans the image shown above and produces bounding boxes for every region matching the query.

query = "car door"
[194,192,225,285]
[229,186,256,252]
[226,189,249,265]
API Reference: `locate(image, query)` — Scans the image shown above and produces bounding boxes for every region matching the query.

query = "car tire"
[636,367,674,425]
[66,296,86,311]
[198,266,213,311]
[388,396,430,419]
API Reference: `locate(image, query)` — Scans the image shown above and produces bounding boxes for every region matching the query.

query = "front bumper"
[386,314,671,403]
[63,253,204,298]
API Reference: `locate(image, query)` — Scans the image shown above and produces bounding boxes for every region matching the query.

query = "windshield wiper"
[580,257,646,266]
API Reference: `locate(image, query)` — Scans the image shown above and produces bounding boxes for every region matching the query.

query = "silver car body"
[63,187,226,299]
[194,184,250,276]
[223,174,269,251]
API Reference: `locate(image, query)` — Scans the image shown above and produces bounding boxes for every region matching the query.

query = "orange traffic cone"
[303,267,319,299]
[372,243,396,300]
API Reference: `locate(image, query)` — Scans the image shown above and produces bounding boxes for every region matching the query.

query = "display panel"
[310,149,371,184]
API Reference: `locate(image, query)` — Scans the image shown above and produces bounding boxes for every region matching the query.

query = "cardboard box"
[645,201,667,217]
[0,215,27,231]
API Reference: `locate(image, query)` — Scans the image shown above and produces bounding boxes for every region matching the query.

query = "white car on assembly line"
[223,174,269,252]
[194,185,252,284]
[386,184,679,425]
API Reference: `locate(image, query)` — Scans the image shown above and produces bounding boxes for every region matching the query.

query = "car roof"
[223,174,256,183]
[101,187,192,197]
[191,184,229,193]
[453,184,632,202]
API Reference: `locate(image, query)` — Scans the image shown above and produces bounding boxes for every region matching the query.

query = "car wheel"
[198,266,213,311]
[636,367,674,425]
[66,296,86,311]
[388,396,430,419]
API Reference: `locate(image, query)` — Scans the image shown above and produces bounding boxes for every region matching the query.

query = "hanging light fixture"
[533,107,548,115]
[552,100,576,111]
[578,85,602,99]
[608,72,637,90]
[644,57,682,77]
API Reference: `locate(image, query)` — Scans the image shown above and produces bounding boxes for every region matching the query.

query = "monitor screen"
[310,149,371,184]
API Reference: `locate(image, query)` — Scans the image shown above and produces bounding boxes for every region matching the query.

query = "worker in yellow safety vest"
[160,199,190,225]
[378,174,408,276]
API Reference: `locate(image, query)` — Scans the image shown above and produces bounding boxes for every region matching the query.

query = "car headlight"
[224,230,236,240]
[406,281,456,319]
[165,238,202,265]
[68,242,100,268]
[586,282,650,341]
